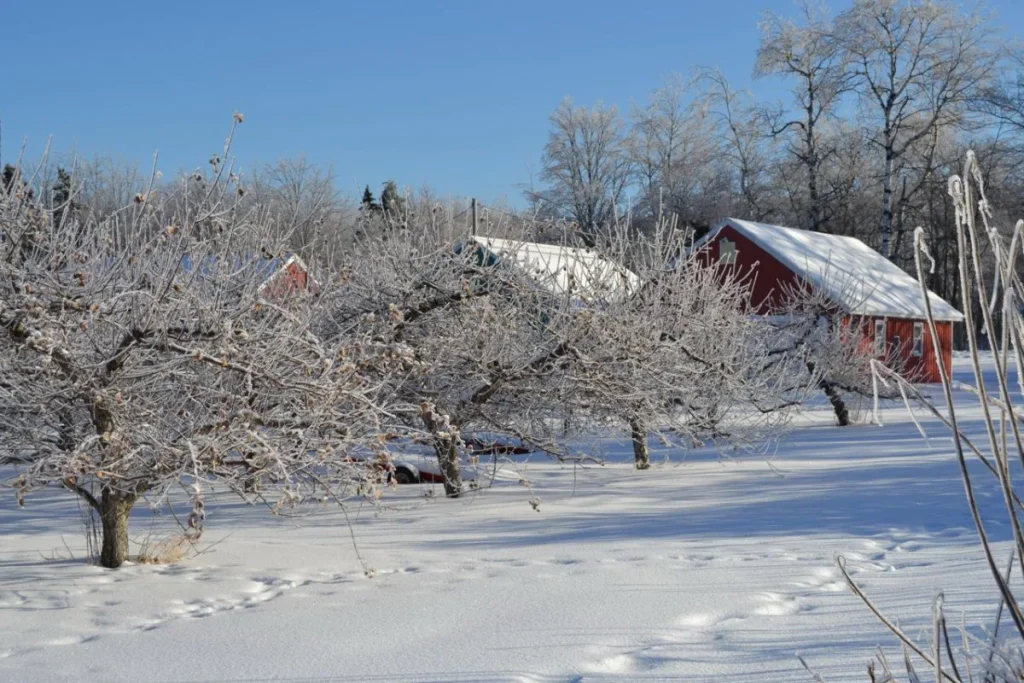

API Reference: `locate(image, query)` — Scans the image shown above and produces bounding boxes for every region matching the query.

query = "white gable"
[693,218,964,322]
[469,236,641,303]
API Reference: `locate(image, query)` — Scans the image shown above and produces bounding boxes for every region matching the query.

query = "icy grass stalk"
[840,153,1024,681]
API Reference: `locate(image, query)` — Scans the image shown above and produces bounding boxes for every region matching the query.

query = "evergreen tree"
[1,164,34,200]
[53,167,73,208]
[51,167,78,228]
[2,164,16,193]
[380,180,405,217]
[361,185,380,212]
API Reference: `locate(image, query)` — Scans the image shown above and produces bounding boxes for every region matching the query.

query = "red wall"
[870,317,952,384]
[696,225,807,314]
[262,261,314,298]
[699,223,953,384]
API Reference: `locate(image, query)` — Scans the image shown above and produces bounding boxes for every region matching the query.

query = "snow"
[467,236,642,302]
[1,355,1017,682]
[694,218,965,322]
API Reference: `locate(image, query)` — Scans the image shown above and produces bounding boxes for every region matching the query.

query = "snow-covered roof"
[466,236,641,303]
[693,218,964,322]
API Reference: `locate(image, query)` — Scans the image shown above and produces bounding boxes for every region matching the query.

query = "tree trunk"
[419,405,463,498]
[821,379,850,426]
[808,166,821,233]
[806,98,822,233]
[880,142,895,259]
[629,416,650,470]
[433,436,463,498]
[807,362,850,426]
[99,489,135,569]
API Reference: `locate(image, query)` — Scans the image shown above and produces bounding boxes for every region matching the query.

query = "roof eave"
[845,307,965,323]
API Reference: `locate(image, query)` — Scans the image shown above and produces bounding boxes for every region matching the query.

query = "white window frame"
[912,322,924,357]
[719,238,738,265]
[874,319,886,357]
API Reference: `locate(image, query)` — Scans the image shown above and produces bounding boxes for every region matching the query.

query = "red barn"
[691,218,963,384]
[257,254,318,298]
[181,253,317,299]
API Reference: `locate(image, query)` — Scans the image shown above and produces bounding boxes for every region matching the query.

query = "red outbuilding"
[257,254,318,298]
[690,218,963,384]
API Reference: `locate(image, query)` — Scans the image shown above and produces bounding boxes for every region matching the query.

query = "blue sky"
[2,0,1021,206]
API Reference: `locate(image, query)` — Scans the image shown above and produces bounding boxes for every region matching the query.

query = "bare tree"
[977,46,1024,138]
[629,76,719,229]
[765,280,906,427]
[815,122,879,239]
[247,157,355,263]
[532,98,634,247]
[324,209,579,497]
[837,0,997,259]
[697,69,775,224]
[0,121,400,568]
[757,0,851,233]
[564,225,803,467]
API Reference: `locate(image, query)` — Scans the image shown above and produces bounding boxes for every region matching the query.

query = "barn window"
[912,322,924,357]
[719,238,738,265]
[874,319,886,356]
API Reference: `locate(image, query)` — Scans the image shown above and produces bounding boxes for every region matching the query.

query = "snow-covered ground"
[1,355,1017,682]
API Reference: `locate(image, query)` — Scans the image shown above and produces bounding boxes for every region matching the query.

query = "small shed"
[691,218,964,383]
[180,253,317,298]
[462,236,641,304]
[256,254,317,298]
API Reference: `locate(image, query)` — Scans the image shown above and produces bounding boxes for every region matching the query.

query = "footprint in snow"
[753,592,806,617]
